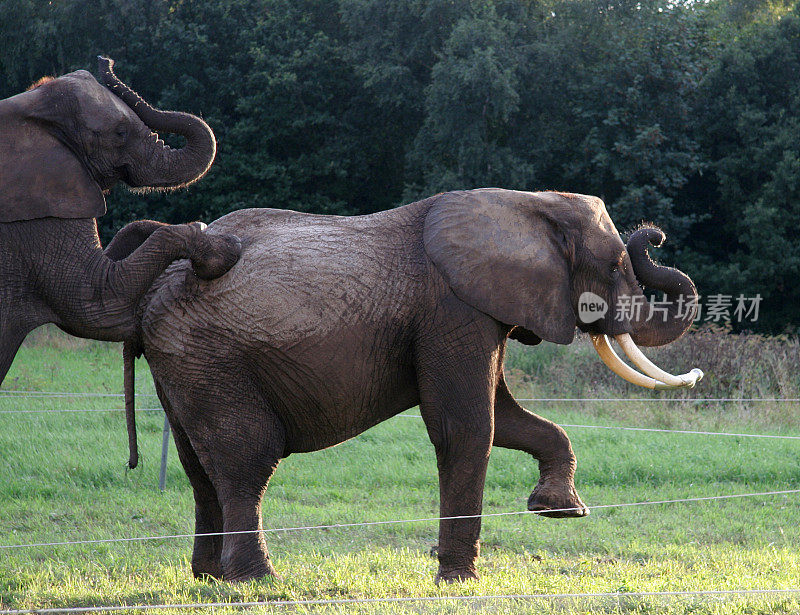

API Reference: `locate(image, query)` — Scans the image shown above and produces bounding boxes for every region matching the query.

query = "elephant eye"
[115,125,128,142]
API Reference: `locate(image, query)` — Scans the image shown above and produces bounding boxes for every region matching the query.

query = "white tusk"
[591,334,660,389]
[614,333,703,389]
[590,334,703,390]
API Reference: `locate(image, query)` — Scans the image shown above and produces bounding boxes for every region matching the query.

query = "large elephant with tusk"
[123,188,701,583]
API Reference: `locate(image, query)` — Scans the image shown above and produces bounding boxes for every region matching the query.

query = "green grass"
[1,328,800,613]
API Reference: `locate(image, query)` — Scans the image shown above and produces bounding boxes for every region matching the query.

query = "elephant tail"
[123,341,139,469]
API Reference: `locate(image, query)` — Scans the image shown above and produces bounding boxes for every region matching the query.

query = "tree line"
[1,0,798,333]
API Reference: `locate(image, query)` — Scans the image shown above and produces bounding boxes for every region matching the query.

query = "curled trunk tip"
[627,226,697,347]
[628,225,664,250]
[98,56,158,119]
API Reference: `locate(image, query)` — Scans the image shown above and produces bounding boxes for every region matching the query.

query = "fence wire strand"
[394,415,800,440]
[3,588,800,614]
[0,391,158,398]
[0,408,162,414]
[5,405,800,442]
[515,398,800,402]
[2,390,800,402]
[1,489,797,551]
[559,423,800,439]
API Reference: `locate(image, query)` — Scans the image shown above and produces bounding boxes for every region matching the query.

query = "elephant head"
[0,56,215,221]
[423,189,702,390]
[0,58,239,388]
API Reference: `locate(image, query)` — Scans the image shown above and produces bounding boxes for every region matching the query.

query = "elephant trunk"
[626,227,697,347]
[97,56,216,189]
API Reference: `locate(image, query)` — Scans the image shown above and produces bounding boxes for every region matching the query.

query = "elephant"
[0,57,241,419]
[119,188,702,583]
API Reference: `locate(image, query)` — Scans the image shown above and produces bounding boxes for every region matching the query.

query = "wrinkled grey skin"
[132,188,696,583]
[0,59,240,396]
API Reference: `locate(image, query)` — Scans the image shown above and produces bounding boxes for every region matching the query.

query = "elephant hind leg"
[213,412,285,583]
[156,386,224,580]
[169,384,286,582]
[493,377,588,518]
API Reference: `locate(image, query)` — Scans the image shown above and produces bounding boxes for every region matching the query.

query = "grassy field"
[1,327,800,614]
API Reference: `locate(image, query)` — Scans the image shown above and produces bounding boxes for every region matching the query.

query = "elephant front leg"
[0,323,29,387]
[494,377,588,518]
[431,432,492,584]
[417,354,495,582]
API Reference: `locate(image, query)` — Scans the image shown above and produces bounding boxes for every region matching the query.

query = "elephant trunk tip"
[628,224,665,250]
[97,56,120,90]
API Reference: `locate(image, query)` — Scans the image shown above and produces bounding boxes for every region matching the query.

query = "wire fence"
[0,407,163,414]
[558,423,800,439]
[0,391,159,398]
[2,389,799,611]
[5,405,800,440]
[4,588,800,614]
[516,398,800,402]
[2,488,798,550]
[394,415,800,440]
[3,390,800,402]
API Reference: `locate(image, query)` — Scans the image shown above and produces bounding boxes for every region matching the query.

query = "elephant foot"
[192,558,224,581]
[435,567,479,584]
[224,568,281,583]
[527,479,589,518]
[188,224,242,281]
[221,554,281,583]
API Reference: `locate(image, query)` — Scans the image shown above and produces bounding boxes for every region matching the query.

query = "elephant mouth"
[116,164,134,188]
[590,333,703,390]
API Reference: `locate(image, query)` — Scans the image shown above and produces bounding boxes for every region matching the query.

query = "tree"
[405,3,533,197]
[690,7,800,331]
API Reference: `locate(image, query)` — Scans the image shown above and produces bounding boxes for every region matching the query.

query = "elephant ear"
[0,90,105,222]
[423,189,576,344]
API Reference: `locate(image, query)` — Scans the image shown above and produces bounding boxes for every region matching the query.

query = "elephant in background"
[122,188,701,583]
[0,58,241,409]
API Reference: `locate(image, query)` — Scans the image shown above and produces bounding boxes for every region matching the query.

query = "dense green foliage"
[1,0,799,331]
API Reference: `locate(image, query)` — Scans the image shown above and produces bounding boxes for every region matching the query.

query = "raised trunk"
[16,218,204,343]
[627,227,697,347]
[97,57,216,189]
